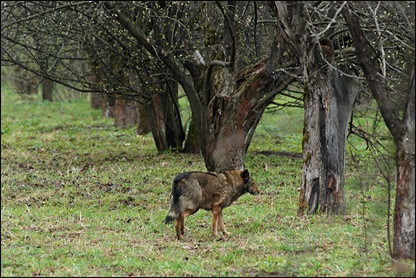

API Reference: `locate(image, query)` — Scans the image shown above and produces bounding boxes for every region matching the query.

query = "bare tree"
[267,1,363,214]
[2,1,283,166]
[1,1,187,145]
[342,1,415,260]
[269,0,414,260]
[103,1,284,171]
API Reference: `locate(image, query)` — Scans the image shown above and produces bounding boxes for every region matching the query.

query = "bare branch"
[311,1,348,38]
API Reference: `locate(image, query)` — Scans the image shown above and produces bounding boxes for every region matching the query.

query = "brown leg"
[176,215,183,240]
[212,206,221,237]
[181,214,187,235]
[218,212,230,236]
[175,212,191,240]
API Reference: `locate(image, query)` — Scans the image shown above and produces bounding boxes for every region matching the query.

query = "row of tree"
[1,1,414,259]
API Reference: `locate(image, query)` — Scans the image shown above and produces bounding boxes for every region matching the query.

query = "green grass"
[1,83,414,277]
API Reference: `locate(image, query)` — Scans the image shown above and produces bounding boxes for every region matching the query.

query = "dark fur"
[165,169,259,240]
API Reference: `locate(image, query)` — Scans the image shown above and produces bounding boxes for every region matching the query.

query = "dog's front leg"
[211,206,221,237]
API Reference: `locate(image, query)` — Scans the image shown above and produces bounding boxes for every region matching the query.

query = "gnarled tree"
[269,1,362,214]
[103,1,287,171]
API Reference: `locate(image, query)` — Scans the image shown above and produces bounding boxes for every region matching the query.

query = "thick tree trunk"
[298,40,361,214]
[202,61,275,172]
[393,70,415,260]
[394,143,416,260]
[202,68,239,171]
[203,115,246,172]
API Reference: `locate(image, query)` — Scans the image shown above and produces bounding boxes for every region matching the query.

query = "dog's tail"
[165,210,178,224]
[165,181,181,224]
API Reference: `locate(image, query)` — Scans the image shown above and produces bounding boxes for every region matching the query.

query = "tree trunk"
[393,70,415,260]
[202,61,275,172]
[13,67,38,95]
[182,60,205,154]
[394,142,416,260]
[136,99,151,135]
[108,95,139,128]
[163,80,185,149]
[202,68,242,172]
[41,78,53,102]
[299,39,361,215]
[88,61,105,110]
[182,118,201,153]
[143,79,186,152]
[146,93,168,152]
[90,93,104,110]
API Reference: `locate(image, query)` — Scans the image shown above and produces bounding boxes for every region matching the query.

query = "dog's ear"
[241,169,250,181]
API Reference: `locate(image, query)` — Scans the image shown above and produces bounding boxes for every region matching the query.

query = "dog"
[165,169,259,240]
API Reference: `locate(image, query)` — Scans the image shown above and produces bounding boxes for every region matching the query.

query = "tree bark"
[393,69,415,260]
[182,60,205,154]
[301,73,360,214]
[299,63,361,215]
[182,118,201,154]
[202,61,275,172]
[271,1,355,214]
[271,1,362,215]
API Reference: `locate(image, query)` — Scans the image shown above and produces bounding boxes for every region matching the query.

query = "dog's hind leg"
[176,214,185,240]
[211,206,221,237]
[176,211,193,240]
[218,211,230,236]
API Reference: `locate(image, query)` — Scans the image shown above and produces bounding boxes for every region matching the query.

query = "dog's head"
[241,169,259,195]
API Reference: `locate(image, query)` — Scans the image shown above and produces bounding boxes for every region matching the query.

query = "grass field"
[1,82,414,277]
